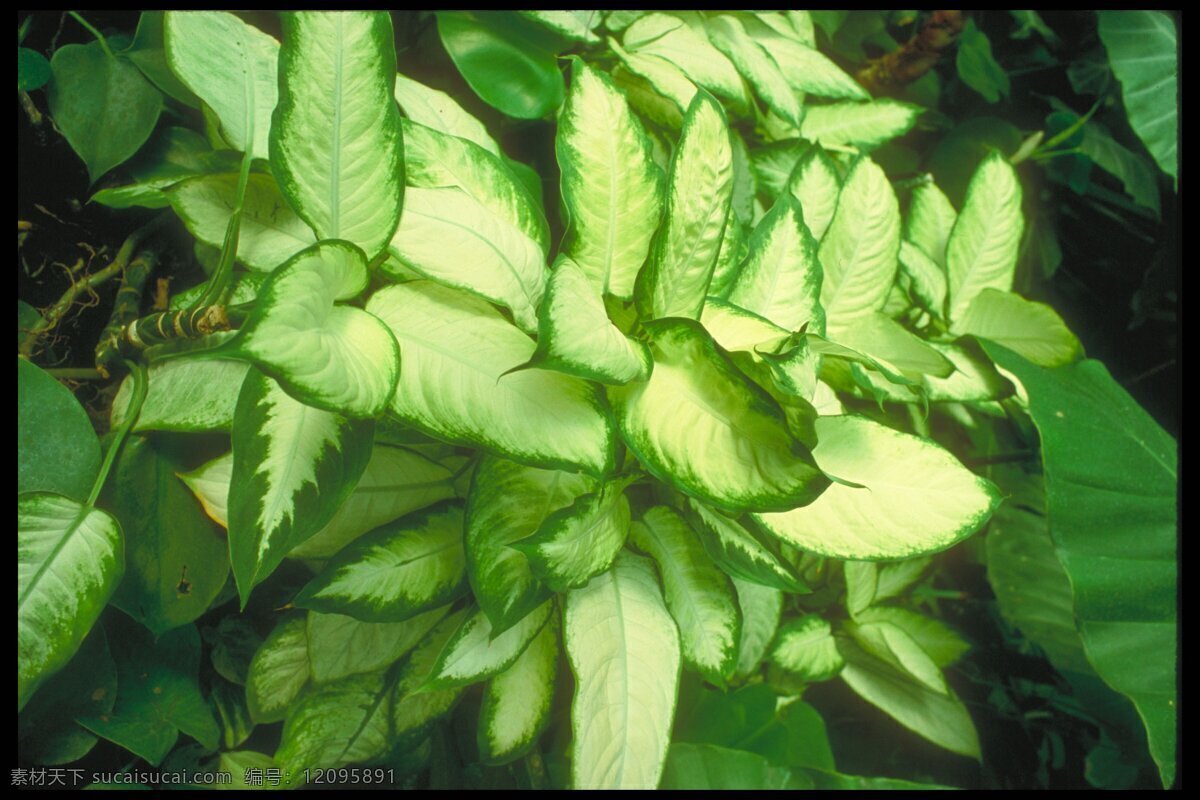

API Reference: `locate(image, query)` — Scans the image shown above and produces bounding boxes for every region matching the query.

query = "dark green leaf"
[982,344,1177,787]
[956,19,1009,103]
[18,358,101,501]
[437,11,565,119]
[17,624,116,765]
[124,11,200,106]
[1098,11,1178,185]
[105,436,230,634]
[18,47,51,92]
[46,42,163,183]
[204,617,263,686]
[77,615,219,766]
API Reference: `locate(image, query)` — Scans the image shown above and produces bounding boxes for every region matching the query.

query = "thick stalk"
[86,359,146,507]
[192,148,254,311]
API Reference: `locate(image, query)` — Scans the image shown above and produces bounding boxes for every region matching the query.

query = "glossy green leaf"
[112,359,248,434]
[1099,11,1177,184]
[699,299,790,354]
[389,608,469,747]
[521,10,601,43]
[478,619,559,764]
[921,340,1014,403]
[166,173,315,272]
[307,606,449,685]
[165,11,278,159]
[368,281,614,475]
[558,59,664,299]
[706,14,801,125]
[246,613,310,724]
[610,318,828,513]
[956,288,1082,367]
[770,615,844,683]
[898,240,947,318]
[819,157,901,328]
[437,11,565,119]
[123,11,199,106]
[427,602,553,690]
[17,359,101,501]
[726,196,825,332]
[386,186,546,333]
[46,42,162,183]
[745,17,866,102]
[607,37,697,128]
[630,507,741,684]
[271,12,404,257]
[205,617,261,688]
[661,743,794,790]
[519,257,652,385]
[838,636,980,759]
[276,670,390,773]
[751,139,808,199]
[844,561,877,618]
[404,118,548,253]
[786,145,840,242]
[732,577,784,679]
[945,152,1024,323]
[295,502,468,622]
[985,468,1094,675]
[566,552,681,789]
[105,437,228,634]
[800,100,921,150]
[465,457,592,633]
[833,312,954,378]
[18,494,123,711]
[845,618,948,695]
[687,499,808,593]
[755,416,1001,560]
[905,179,957,267]
[227,369,373,599]
[514,479,632,591]
[290,445,458,560]
[90,126,240,210]
[394,71,500,156]
[956,19,1009,103]
[1070,116,1163,216]
[983,344,1177,787]
[708,213,748,298]
[176,453,232,528]
[17,46,51,92]
[17,625,115,765]
[623,13,750,112]
[636,90,733,320]
[210,676,253,749]
[77,618,218,766]
[855,607,970,669]
[873,557,933,603]
[225,240,400,417]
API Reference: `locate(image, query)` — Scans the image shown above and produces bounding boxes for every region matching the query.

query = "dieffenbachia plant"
[18,10,1176,790]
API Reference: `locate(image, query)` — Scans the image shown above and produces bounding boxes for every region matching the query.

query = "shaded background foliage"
[17,9,1178,790]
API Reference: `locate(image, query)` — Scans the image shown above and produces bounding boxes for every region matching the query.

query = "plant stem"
[1037,97,1103,152]
[68,11,115,59]
[86,359,146,507]
[964,451,1037,467]
[44,367,106,380]
[1028,147,1084,162]
[907,403,930,438]
[18,214,169,358]
[193,149,253,311]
